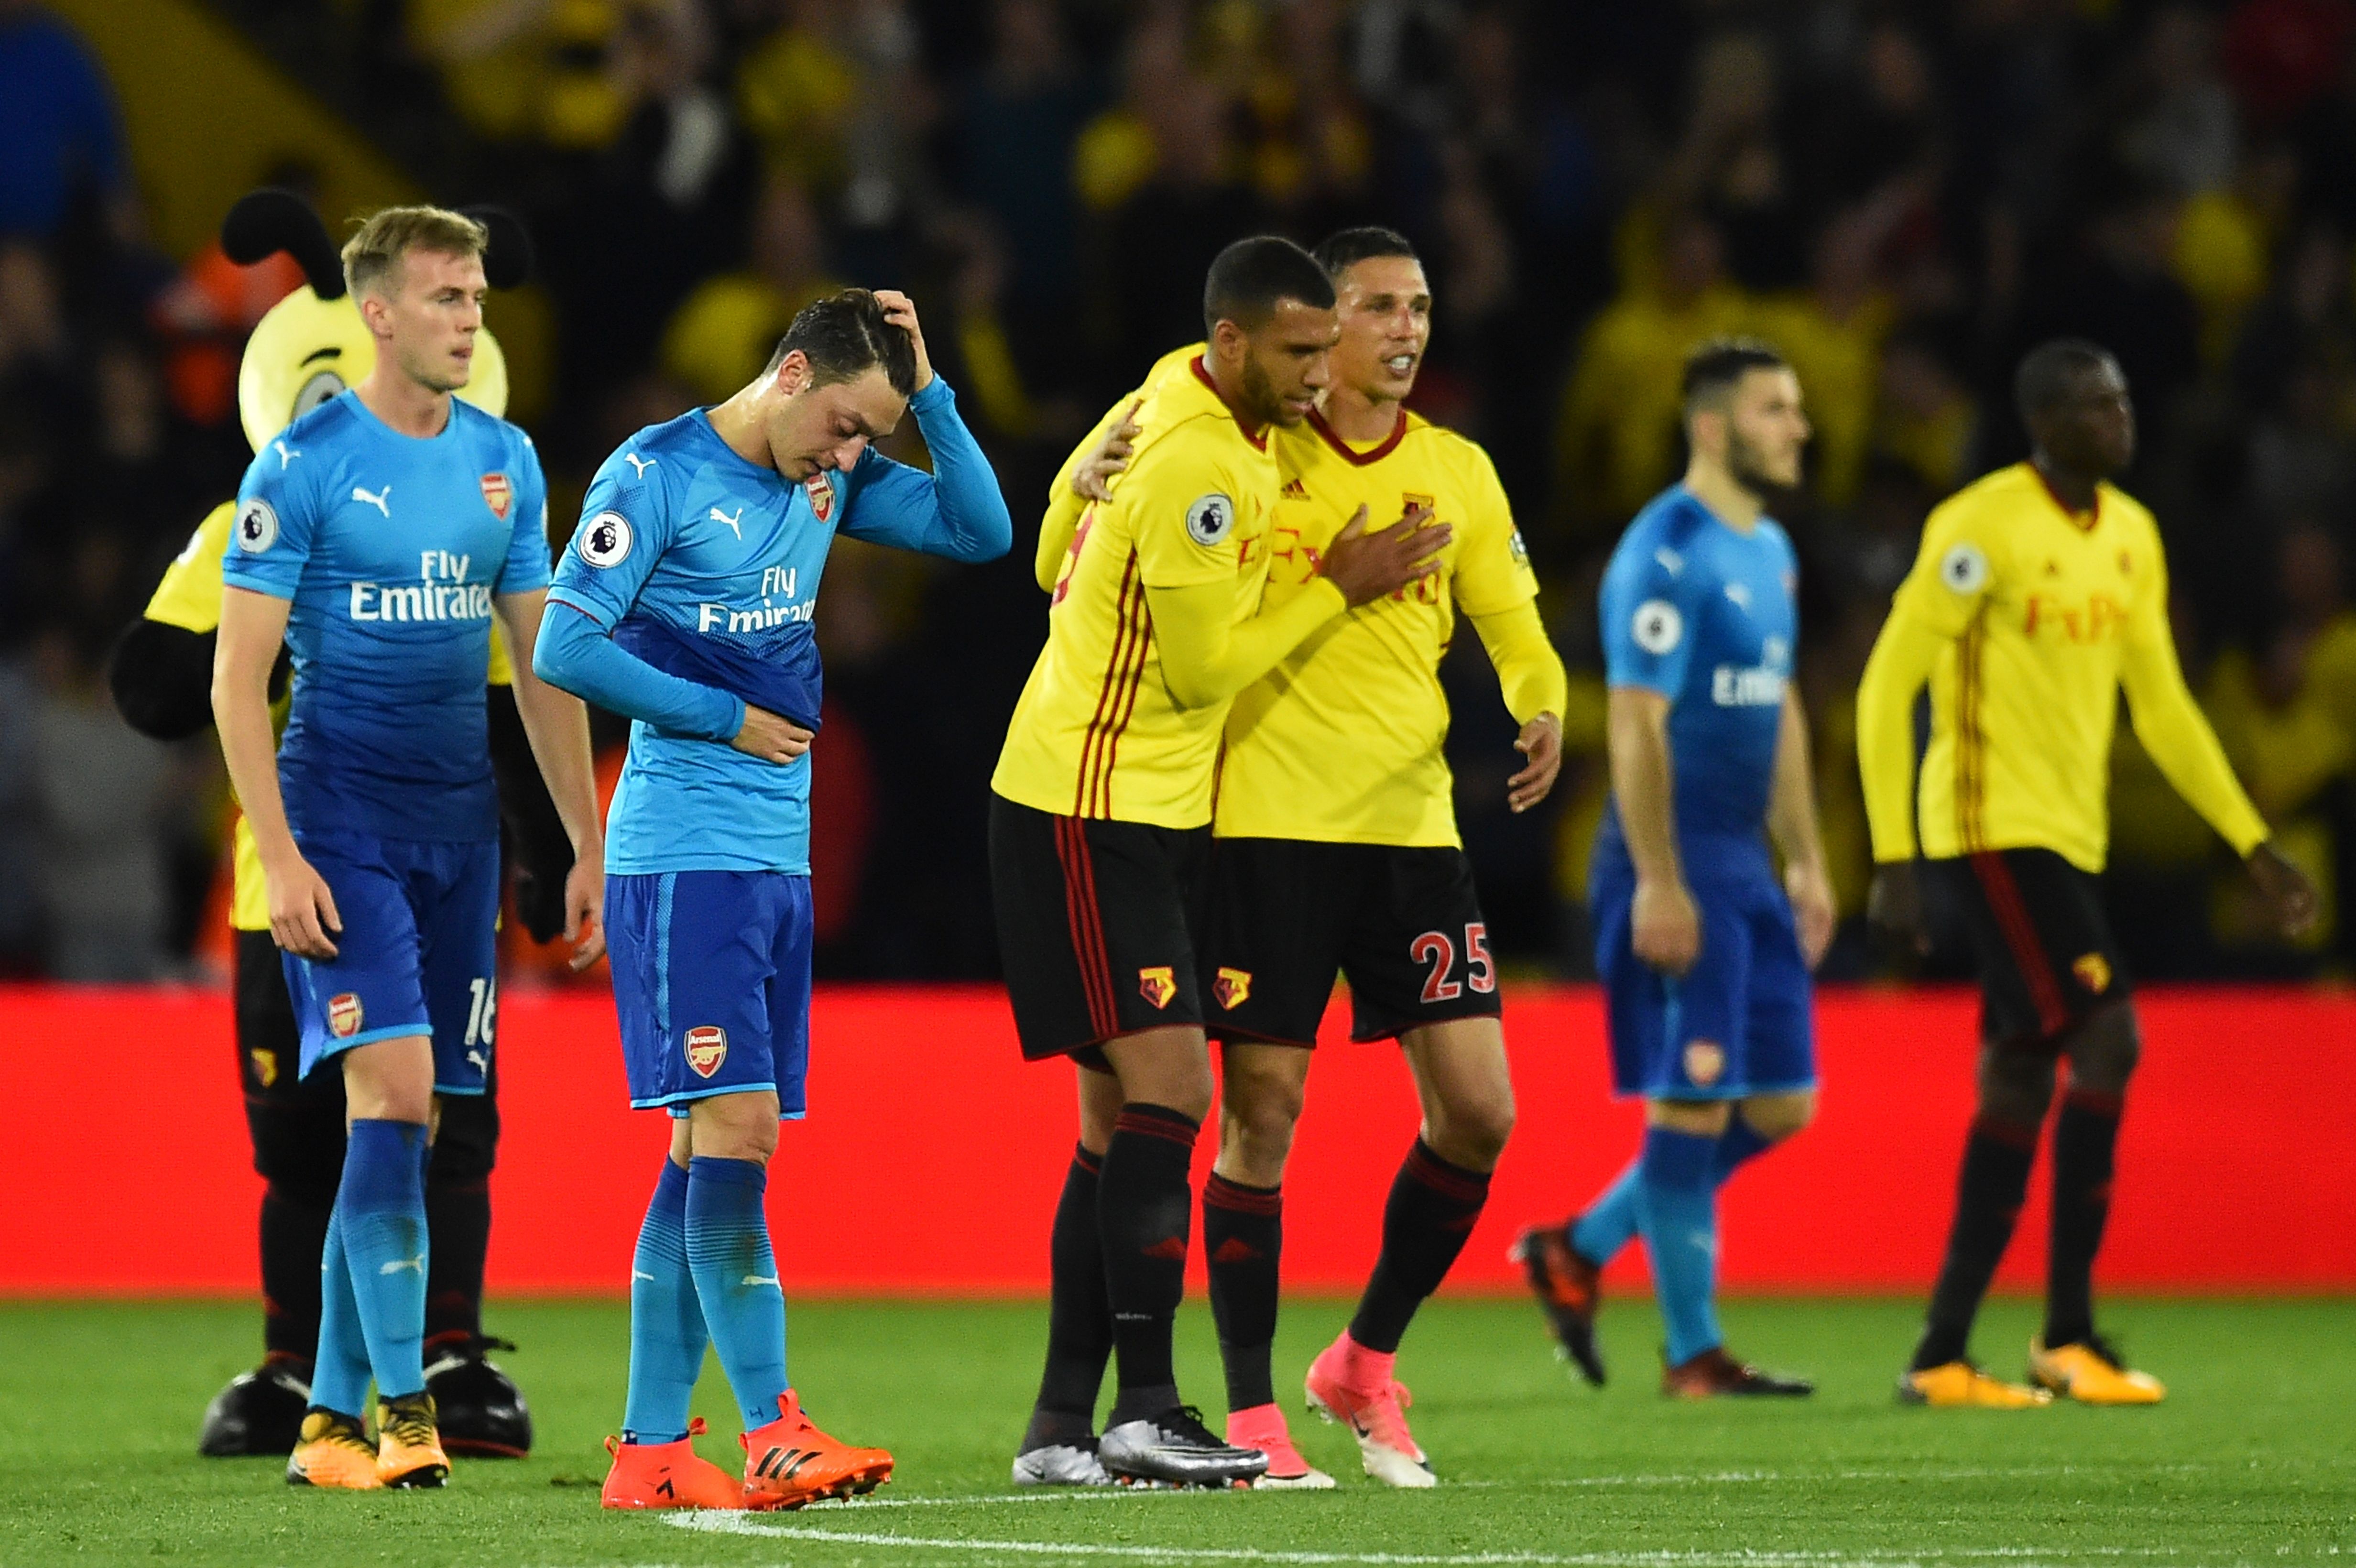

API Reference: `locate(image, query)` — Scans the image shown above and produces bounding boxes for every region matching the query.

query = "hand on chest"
[1268,487,1459,607]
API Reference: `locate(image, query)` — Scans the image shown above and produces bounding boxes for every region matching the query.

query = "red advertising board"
[1,984,2347,1295]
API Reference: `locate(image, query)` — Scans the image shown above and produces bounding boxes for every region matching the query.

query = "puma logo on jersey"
[710,504,745,540]
[351,484,391,517]
[379,1254,425,1276]
[273,440,302,469]
[623,452,656,478]
[1655,546,1684,575]
[1724,582,1751,610]
[741,1274,781,1288]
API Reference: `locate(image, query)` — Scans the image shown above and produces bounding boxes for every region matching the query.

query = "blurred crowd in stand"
[12,0,2356,991]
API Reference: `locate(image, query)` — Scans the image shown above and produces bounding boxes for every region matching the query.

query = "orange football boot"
[602,1418,746,1509]
[375,1391,450,1488]
[286,1408,383,1490]
[2029,1336,2166,1405]
[739,1391,894,1509]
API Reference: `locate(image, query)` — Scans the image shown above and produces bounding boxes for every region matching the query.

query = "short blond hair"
[341,205,488,300]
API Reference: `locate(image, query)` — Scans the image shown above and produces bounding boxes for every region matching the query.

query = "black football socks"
[1203,1172,1283,1412]
[1348,1139,1493,1355]
[1912,1114,2040,1370]
[2044,1089,2123,1349]
[260,1183,331,1363]
[1023,1143,1113,1450]
[1099,1103,1199,1422]
[424,1166,491,1347]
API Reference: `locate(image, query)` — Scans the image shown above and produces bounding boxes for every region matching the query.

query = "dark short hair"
[2014,338,2118,423]
[1203,236,1336,339]
[1681,337,1790,411]
[1312,226,1418,279]
[765,288,917,397]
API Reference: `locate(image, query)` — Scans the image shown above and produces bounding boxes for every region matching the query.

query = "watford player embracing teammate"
[1859,339,2316,1407]
[993,237,1451,1489]
[1014,229,1568,1488]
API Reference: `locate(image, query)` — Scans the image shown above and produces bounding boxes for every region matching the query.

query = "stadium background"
[1,0,2354,1296]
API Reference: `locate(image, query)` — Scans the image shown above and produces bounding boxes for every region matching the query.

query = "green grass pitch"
[5,1296,2351,1566]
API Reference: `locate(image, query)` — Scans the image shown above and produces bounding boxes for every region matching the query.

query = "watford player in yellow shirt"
[1019,229,1569,1487]
[992,238,1447,1488]
[1858,340,2315,1408]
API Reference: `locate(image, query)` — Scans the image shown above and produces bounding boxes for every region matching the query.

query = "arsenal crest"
[480,472,513,519]
[327,993,364,1039]
[685,1024,729,1078]
[803,472,834,522]
[1138,967,1178,1009]
[1213,967,1253,1010]
[1682,1039,1726,1087]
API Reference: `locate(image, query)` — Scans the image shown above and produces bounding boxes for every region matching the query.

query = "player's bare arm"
[493,587,608,970]
[1605,685,1699,977]
[1767,690,1835,969]
[212,584,340,960]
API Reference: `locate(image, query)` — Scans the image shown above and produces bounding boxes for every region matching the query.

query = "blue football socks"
[685,1155,791,1430]
[1571,1113,1782,1267]
[1570,1160,1642,1266]
[623,1158,706,1444]
[1635,1125,1721,1366]
[311,1205,375,1416]
[337,1118,431,1400]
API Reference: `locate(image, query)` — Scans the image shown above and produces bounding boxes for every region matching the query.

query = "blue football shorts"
[606,869,812,1120]
[1591,862,1816,1101]
[281,831,502,1095]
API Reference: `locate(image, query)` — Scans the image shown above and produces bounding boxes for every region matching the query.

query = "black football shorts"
[1197,837,1501,1048]
[988,794,1211,1063]
[1929,847,2131,1049]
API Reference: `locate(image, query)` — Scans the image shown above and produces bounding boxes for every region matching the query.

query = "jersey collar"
[1190,355,1269,451]
[1305,404,1409,465]
[2030,462,2103,532]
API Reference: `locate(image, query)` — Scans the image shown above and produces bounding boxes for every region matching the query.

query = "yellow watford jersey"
[148,502,518,930]
[1858,462,2267,873]
[994,356,1281,827]
[1217,409,1543,846]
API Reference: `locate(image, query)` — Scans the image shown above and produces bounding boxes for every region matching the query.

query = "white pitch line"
[662,1514,2225,1568]
[761,1461,2221,1512]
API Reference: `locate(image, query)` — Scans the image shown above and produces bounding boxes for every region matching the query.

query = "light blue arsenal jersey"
[222,390,550,842]
[546,381,1011,877]
[1593,484,1798,868]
